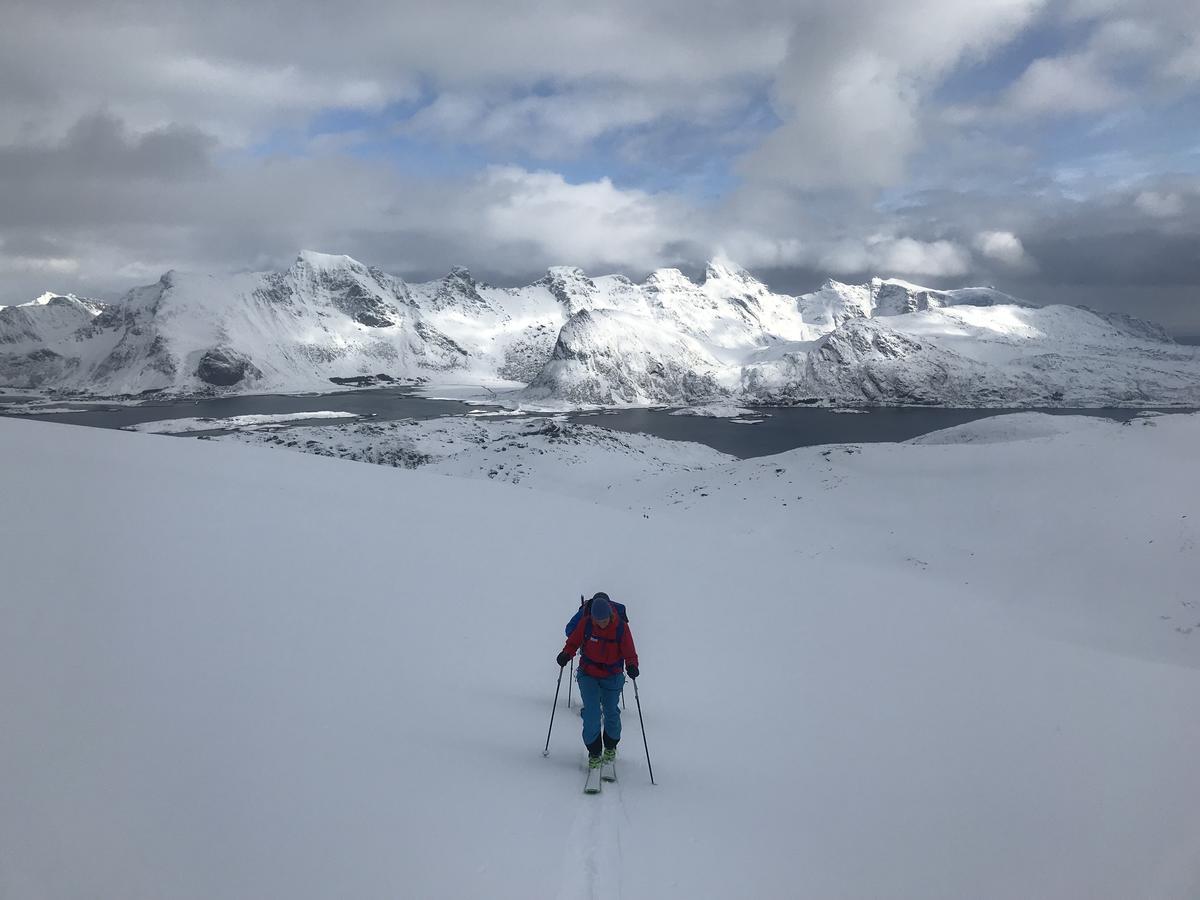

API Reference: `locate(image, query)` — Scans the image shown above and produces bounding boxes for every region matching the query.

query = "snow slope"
[5,252,1198,408]
[2,414,1199,898]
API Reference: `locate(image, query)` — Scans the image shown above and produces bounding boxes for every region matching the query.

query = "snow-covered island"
[2,408,1199,898]
[3,251,1199,408]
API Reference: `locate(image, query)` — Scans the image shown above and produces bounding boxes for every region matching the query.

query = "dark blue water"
[0,390,469,430]
[1,390,1188,459]
[572,406,1179,457]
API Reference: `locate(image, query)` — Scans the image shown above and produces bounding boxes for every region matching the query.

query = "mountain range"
[2,250,1197,407]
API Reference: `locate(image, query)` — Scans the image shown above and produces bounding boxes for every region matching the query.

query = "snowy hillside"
[2,413,1199,899]
[3,251,1198,407]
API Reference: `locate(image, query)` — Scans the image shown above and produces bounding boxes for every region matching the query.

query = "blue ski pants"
[577,671,624,748]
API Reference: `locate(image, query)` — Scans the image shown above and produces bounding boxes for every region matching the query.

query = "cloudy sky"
[1,0,1198,330]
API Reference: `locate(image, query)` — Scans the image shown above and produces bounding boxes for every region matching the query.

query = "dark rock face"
[328,373,398,387]
[538,267,598,315]
[872,281,939,316]
[529,309,728,405]
[321,276,396,327]
[1092,310,1174,343]
[497,323,558,382]
[429,267,494,314]
[196,348,261,386]
[0,347,77,388]
[817,319,925,364]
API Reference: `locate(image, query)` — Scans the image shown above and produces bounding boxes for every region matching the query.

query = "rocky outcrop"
[196,348,262,386]
[527,308,727,405]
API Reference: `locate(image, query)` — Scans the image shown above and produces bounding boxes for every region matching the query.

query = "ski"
[601,759,617,783]
[584,762,602,794]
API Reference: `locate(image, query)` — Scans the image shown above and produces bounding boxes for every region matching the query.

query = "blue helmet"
[590,592,612,621]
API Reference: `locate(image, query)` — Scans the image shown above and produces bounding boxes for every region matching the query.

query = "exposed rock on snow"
[669,403,759,418]
[126,411,361,434]
[525,308,728,405]
[196,347,262,387]
[214,414,730,499]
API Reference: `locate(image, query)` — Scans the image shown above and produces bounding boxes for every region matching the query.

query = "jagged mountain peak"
[420,265,495,315]
[870,276,925,291]
[546,265,587,279]
[644,267,694,289]
[537,266,597,314]
[703,258,756,285]
[12,292,105,316]
[294,250,366,272]
[818,277,860,293]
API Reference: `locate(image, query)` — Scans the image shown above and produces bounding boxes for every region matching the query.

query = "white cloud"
[162,57,396,114]
[713,231,973,279]
[864,237,972,278]
[1134,190,1184,218]
[0,1,787,148]
[402,84,747,158]
[473,166,685,271]
[1002,54,1127,116]
[974,230,1037,271]
[1163,35,1200,82]
[1001,19,1160,118]
[992,11,1198,121]
[740,0,1044,189]
[0,252,80,276]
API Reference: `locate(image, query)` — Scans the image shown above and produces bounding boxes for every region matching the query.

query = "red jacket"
[562,614,638,679]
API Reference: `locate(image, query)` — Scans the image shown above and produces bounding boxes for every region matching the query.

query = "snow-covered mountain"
[2,251,1197,407]
[0,293,108,387]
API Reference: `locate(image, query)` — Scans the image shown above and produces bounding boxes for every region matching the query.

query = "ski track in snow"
[558,756,625,900]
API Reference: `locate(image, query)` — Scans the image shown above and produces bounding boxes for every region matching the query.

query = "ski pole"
[543,664,565,757]
[632,676,655,785]
[568,593,584,709]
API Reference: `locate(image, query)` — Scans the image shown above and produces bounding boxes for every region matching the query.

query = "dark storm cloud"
[0,114,217,239]
[0,113,215,182]
[1028,232,1200,287]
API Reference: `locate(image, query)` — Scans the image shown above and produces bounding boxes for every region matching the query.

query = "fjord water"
[0,390,1178,459]
[571,405,1166,457]
[0,390,470,429]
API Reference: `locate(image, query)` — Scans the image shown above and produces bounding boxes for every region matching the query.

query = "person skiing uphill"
[556,592,639,769]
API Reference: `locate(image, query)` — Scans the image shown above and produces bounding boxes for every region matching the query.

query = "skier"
[556,592,639,770]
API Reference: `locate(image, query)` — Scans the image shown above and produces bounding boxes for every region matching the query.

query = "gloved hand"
[626,665,639,679]
[556,652,571,667]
